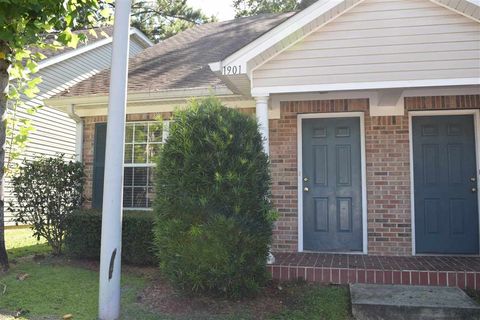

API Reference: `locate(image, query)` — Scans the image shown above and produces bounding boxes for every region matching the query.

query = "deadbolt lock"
[304,177,309,182]
[471,177,477,182]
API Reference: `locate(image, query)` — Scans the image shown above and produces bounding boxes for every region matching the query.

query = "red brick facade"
[82,95,479,256]
[270,95,480,256]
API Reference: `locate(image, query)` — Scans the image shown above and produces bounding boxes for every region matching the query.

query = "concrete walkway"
[350,283,480,320]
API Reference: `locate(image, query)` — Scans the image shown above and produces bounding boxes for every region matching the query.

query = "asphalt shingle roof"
[59,13,294,98]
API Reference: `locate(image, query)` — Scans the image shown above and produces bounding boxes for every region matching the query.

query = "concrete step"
[350,283,480,320]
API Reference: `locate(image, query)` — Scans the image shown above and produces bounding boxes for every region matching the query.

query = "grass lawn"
[0,228,351,320]
[5,227,50,259]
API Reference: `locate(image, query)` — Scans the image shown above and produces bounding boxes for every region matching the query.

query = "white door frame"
[297,112,368,254]
[409,109,480,256]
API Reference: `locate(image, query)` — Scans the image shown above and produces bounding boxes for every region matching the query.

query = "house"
[5,27,152,225]
[47,0,480,288]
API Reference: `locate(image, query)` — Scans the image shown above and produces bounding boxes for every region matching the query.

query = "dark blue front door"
[302,117,363,252]
[413,115,478,254]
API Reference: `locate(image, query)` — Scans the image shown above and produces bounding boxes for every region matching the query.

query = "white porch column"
[98,0,131,319]
[255,96,270,155]
[256,96,275,264]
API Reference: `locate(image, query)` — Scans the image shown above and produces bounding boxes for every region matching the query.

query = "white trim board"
[408,109,480,256]
[38,27,152,70]
[252,79,480,97]
[297,112,368,254]
[211,0,479,79]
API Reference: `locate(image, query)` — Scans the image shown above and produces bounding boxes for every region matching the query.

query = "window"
[123,121,168,209]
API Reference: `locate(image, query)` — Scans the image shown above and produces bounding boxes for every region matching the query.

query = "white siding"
[253,0,480,88]
[4,37,147,225]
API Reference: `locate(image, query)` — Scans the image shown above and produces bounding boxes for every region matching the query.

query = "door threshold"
[414,253,480,257]
[300,250,366,255]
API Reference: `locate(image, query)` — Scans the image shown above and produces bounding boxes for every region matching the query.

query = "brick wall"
[81,96,479,256]
[270,95,480,256]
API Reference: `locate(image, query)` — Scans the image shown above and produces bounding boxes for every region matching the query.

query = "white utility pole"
[98,0,131,319]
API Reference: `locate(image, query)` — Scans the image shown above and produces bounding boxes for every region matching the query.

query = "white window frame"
[123,120,169,211]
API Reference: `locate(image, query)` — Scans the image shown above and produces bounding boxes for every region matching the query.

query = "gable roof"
[49,0,479,103]
[56,13,294,98]
[35,27,153,70]
[210,0,480,81]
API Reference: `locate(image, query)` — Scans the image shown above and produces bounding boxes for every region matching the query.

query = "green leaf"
[14,50,31,61]
[99,7,111,18]
[27,77,42,88]
[65,14,73,26]
[23,86,40,98]
[34,52,47,60]
[68,33,79,48]
[26,60,39,73]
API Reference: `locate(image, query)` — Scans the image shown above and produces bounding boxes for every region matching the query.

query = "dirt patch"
[139,277,294,319]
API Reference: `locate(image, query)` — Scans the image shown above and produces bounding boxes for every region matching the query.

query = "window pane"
[147,187,155,208]
[148,143,161,163]
[124,167,133,186]
[133,144,147,163]
[149,122,163,143]
[134,124,148,143]
[133,187,147,208]
[124,144,133,164]
[123,187,133,207]
[125,124,134,143]
[162,121,170,143]
[148,168,155,185]
[133,167,148,186]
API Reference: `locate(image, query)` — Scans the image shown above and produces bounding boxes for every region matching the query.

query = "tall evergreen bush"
[153,97,274,298]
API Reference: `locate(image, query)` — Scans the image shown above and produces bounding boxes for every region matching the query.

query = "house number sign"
[222,65,242,75]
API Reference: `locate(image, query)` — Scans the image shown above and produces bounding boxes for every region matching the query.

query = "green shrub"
[64,209,156,265]
[11,155,84,255]
[154,97,274,298]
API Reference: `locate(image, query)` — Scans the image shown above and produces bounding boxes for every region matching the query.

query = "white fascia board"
[211,0,356,75]
[130,27,154,47]
[38,28,152,70]
[252,78,480,96]
[38,37,112,70]
[46,86,235,108]
[430,0,480,22]
[209,61,222,73]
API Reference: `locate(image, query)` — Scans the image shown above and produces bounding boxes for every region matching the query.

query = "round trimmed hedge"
[153,97,274,298]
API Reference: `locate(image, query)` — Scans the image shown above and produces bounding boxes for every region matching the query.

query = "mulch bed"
[30,256,298,319]
[138,276,293,319]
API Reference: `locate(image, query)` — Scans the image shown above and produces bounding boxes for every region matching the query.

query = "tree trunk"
[0,40,10,272]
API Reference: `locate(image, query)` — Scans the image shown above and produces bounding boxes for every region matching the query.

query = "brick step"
[268,265,480,290]
[350,284,480,320]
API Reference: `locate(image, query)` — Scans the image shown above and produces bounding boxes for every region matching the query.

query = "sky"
[187,0,236,21]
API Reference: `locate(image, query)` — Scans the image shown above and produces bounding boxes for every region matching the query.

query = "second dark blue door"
[413,115,478,254]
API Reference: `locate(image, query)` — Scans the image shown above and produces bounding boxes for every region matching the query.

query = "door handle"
[304,187,309,192]
[473,188,477,193]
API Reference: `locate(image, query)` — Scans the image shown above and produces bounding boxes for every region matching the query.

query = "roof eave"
[209,0,365,79]
[46,86,237,109]
[209,0,480,87]
[38,28,153,70]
